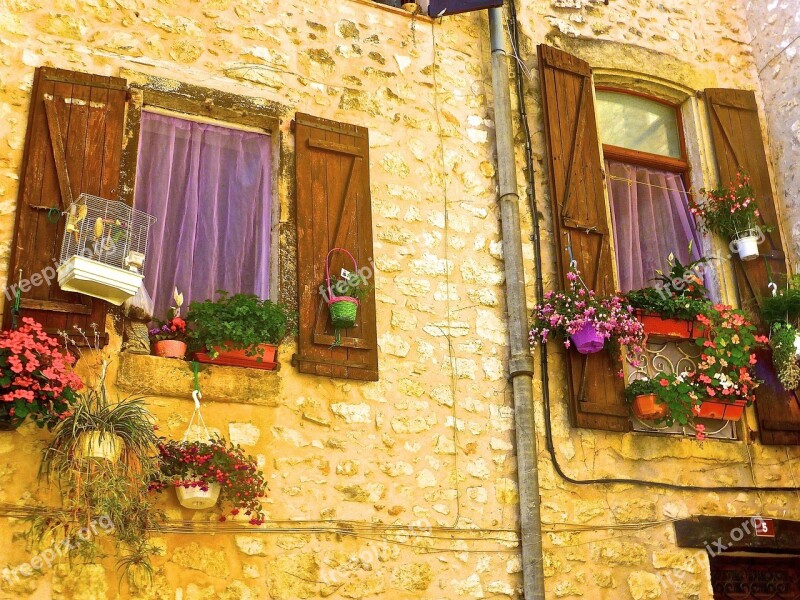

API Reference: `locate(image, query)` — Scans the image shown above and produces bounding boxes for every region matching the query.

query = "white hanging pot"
[794,333,800,357]
[176,481,221,510]
[732,230,760,261]
[76,431,123,462]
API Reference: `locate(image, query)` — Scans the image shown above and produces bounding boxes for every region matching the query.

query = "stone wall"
[0,1,523,598]
[745,0,800,264]
[0,0,798,599]
[513,1,800,599]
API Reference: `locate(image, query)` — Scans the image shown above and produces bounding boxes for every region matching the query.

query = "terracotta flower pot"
[154,340,187,359]
[77,431,123,461]
[212,343,278,365]
[570,323,605,354]
[696,399,748,421]
[636,311,697,341]
[176,481,221,510]
[631,393,669,420]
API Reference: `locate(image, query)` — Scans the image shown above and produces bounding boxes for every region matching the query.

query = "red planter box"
[696,399,748,421]
[636,311,702,341]
[631,394,669,420]
[194,343,279,371]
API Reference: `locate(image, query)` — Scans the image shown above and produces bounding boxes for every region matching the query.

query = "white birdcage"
[57,194,156,305]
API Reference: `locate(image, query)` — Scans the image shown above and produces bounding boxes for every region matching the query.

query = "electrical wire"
[505,0,800,494]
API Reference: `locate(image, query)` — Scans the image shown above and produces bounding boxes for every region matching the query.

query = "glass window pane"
[596,91,682,158]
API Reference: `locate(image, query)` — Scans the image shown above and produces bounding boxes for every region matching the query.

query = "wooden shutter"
[293,113,378,381]
[4,68,128,343]
[538,45,628,431]
[705,88,800,445]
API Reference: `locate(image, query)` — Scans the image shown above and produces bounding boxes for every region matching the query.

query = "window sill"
[348,0,433,21]
[116,353,281,406]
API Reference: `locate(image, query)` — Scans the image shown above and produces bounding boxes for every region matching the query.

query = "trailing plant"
[0,318,83,429]
[187,292,292,358]
[692,305,766,404]
[36,343,161,582]
[770,321,800,391]
[150,437,268,524]
[624,378,662,403]
[690,169,771,240]
[529,266,646,363]
[760,275,800,325]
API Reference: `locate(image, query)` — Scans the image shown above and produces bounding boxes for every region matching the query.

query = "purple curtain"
[606,160,703,293]
[134,112,272,319]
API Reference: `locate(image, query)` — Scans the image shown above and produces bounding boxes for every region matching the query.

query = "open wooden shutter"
[293,113,378,381]
[4,67,128,343]
[706,88,800,445]
[538,45,628,431]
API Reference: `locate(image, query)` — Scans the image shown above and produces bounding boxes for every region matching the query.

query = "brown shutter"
[706,88,800,445]
[4,68,128,343]
[538,45,628,431]
[292,113,378,381]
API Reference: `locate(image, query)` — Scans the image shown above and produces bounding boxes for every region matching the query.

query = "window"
[596,89,704,294]
[133,111,273,318]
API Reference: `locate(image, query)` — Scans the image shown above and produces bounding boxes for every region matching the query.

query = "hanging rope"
[183,362,211,443]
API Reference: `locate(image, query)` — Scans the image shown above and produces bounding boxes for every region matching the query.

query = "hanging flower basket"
[732,229,761,262]
[696,399,748,422]
[325,248,361,333]
[175,480,221,510]
[570,322,605,354]
[76,431,123,461]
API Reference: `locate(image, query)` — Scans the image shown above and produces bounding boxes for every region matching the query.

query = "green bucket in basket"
[330,298,358,329]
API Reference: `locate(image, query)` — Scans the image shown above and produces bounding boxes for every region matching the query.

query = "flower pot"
[76,431,123,461]
[212,343,278,364]
[0,411,23,431]
[631,394,669,420]
[795,333,800,358]
[636,311,696,340]
[570,323,605,354]
[731,231,760,261]
[696,399,748,421]
[176,481,221,510]
[153,340,187,359]
[57,255,144,305]
[329,298,359,329]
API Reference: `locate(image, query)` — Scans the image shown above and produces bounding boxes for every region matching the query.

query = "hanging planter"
[176,481,221,510]
[76,431,123,461]
[731,229,761,261]
[151,391,269,522]
[325,248,370,345]
[570,322,605,354]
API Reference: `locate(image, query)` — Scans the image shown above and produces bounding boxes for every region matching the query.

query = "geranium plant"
[690,170,771,259]
[0,318,83,429]
[151,437,268,524]
[529,266,645,362]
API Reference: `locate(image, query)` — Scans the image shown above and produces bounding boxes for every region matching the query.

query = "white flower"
[173,287,184,308]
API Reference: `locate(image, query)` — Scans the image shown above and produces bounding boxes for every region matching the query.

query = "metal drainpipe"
[488,6,546,600]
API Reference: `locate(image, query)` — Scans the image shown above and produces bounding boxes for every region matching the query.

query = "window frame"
[596,86,690,174]
[120,73,284,303]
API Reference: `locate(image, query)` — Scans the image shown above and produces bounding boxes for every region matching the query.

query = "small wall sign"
[755,518,776,538]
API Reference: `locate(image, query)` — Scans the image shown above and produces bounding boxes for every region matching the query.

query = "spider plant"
[35,359,162,582]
